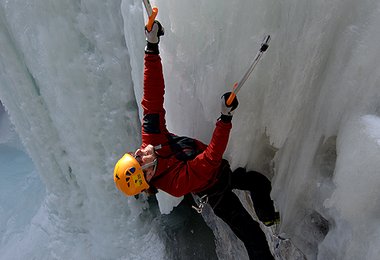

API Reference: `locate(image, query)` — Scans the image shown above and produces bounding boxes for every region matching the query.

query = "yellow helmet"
[113,153,150,196]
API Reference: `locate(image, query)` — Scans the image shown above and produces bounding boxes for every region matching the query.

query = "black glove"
[220,92,239,122]
[145,21,165,54]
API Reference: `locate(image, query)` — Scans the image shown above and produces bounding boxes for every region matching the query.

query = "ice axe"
[226,35,271,106]
[142,0,158,31]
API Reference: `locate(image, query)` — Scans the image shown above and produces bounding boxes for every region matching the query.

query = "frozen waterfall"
[1,0,380,259]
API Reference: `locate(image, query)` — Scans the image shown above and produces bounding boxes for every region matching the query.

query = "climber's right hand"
[220,92,239,122]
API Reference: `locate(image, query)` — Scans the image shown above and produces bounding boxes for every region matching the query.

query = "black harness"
[148,133,231,213]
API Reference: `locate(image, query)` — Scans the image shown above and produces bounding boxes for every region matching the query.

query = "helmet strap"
[141,159,157,181]
[141,158,157,170]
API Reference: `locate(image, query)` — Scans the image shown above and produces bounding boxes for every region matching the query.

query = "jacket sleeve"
[194,120,232,167]
[141,54,169,146]
[169,120,232,196]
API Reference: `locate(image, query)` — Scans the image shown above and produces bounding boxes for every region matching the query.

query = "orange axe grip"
[226,92,236,106]
[146,7,158,31]
[226,82,238,106]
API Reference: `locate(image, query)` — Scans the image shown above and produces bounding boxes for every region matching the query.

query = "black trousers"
[199,161,276,260]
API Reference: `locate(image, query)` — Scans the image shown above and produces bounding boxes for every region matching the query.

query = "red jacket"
[141,54,232,197]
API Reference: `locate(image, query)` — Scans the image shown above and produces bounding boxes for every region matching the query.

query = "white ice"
[1,0,380,259]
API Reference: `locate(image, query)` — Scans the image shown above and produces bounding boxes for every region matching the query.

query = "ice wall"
[0,0,380,259]
[156,0,380,259]
[0,0,153,259]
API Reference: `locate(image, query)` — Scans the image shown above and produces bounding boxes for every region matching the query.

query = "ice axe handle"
[260,35,271,52]
[146,7,158,32]
[226,35,270,106]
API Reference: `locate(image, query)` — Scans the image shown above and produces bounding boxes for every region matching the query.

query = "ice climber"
[113,21,279,260]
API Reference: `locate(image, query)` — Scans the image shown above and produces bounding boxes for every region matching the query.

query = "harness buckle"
[192,194,208,214]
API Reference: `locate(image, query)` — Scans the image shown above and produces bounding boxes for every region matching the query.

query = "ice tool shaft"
[226,35,271,106]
